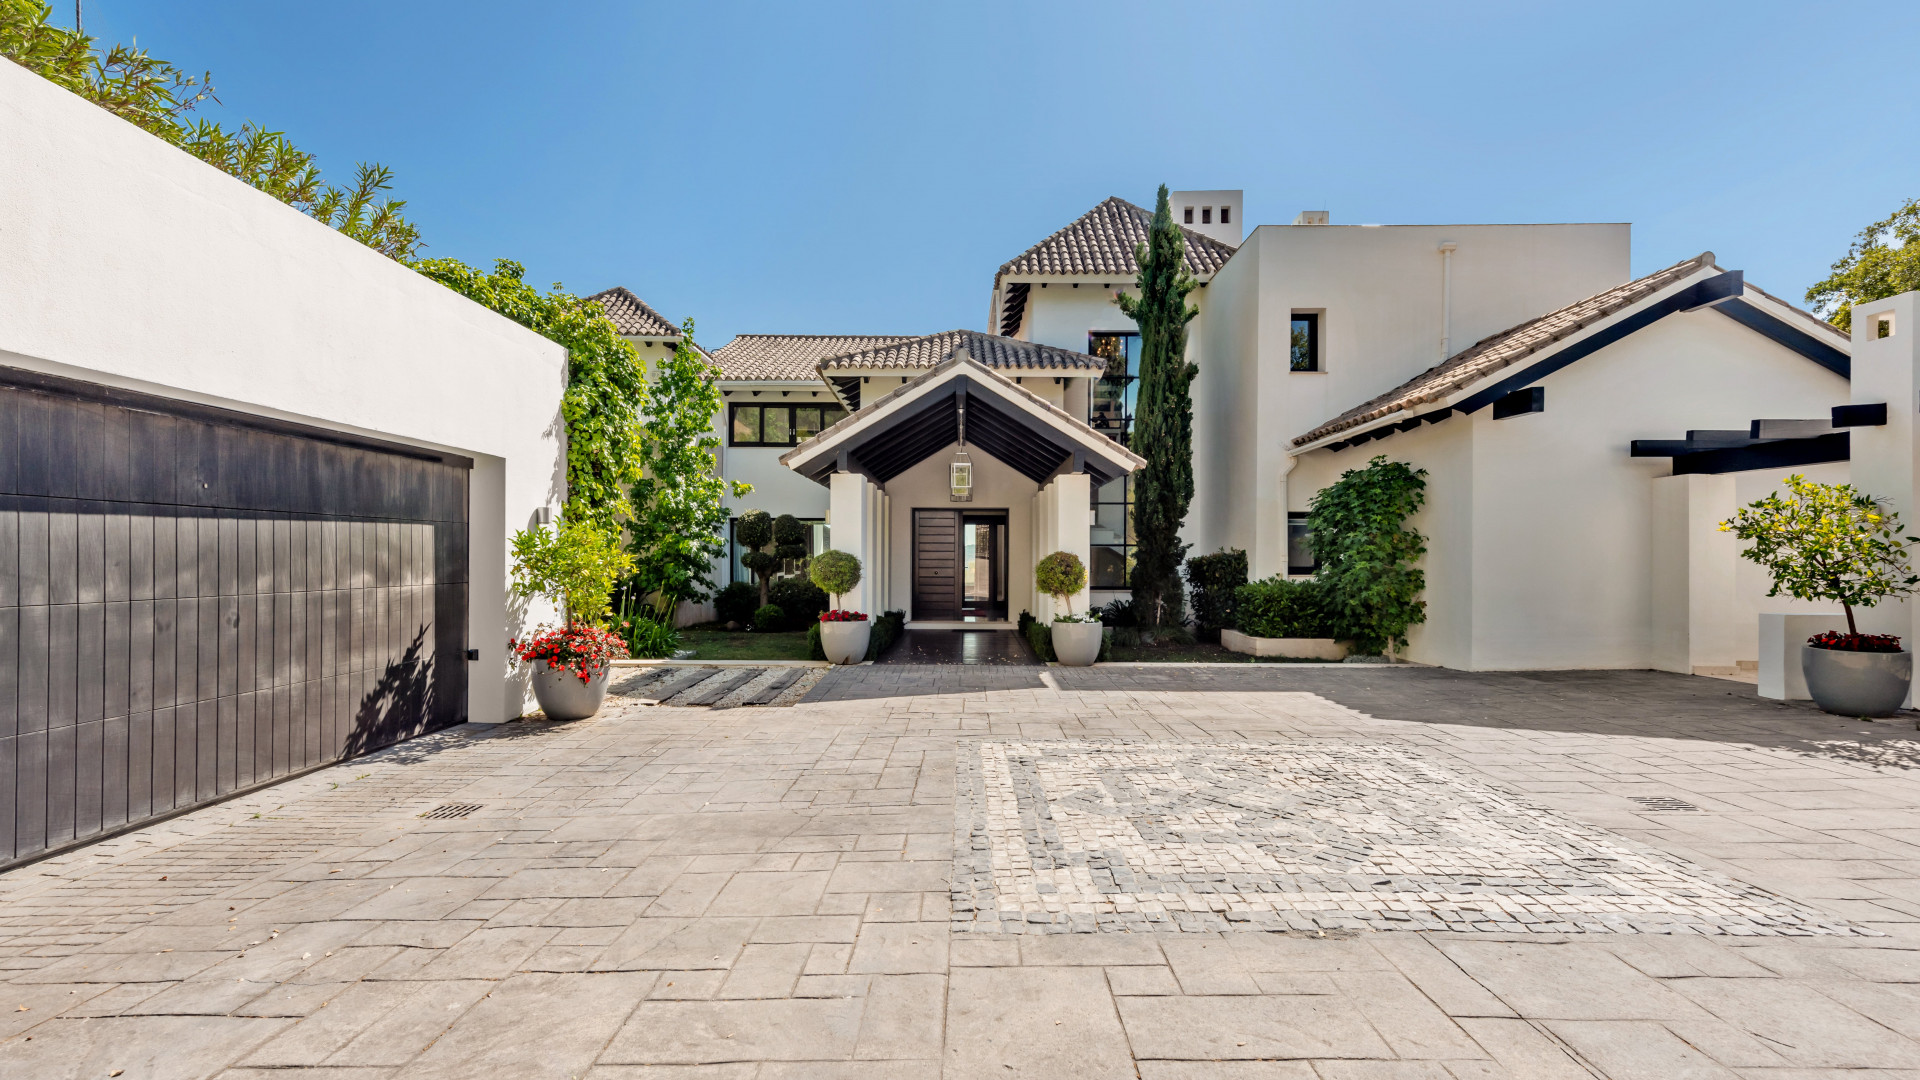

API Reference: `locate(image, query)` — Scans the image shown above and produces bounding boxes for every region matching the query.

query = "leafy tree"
[1307,456,1428,656]
[1721,475,1919,637]
[773,514,810,568]
[626,320,750,611]
[1115,185,1199,627]
[510,516,634,627]
[1,1,421,259]
[1034,550,1088,617]
[1806,198,1920,332]
[411,259,648,534]
[736,509,778,606]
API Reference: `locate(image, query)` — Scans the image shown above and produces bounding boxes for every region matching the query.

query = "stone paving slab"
[0,665,1918,1078]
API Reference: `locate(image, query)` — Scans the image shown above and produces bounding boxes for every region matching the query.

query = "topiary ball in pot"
[1035,550,1100,666]
[809,550,869,664]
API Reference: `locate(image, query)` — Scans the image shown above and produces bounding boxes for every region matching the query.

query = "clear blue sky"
[70,0,1920,347]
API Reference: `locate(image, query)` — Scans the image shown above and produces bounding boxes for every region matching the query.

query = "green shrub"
[624,616,680,660]
[1034,550,1088,618]
[768,576,828,629]
[1235,577,1335,639]
[805,621,826,661]
[1185,548,1247,643]
[809,550,863,608]
[865,610,905,661]
[510,516,635,626]
[752,603,786,632]
[714,582,757,626]
[772,514,809,568]
[1096,598,1139,627]
[1308,455,1428,655]
[1019,610,1054,661]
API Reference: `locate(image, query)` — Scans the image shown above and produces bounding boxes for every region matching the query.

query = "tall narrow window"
[1220,205,1231,224]
[1091,476,1133,589]
[1087,333,1140,445]
[1202,207,1212,224]
[1287,513,1317,575]
[1290,312,1321,372]
[1183,206,1194,224]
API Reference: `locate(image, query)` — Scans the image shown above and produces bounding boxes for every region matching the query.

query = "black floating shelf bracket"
[1833,402,1888,427]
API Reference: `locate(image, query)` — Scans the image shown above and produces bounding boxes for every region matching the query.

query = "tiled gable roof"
[711,334,917,381]
[1293,252,1722,447]
[585,286,678,337]
[997,196,1238,279]
[815,330,1105,373]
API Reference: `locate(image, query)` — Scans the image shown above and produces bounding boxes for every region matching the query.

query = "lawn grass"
[674,628,813,661]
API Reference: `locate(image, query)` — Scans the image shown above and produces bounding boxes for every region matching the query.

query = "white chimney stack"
[1292,210,1330,226]
[1170,189,1244,245]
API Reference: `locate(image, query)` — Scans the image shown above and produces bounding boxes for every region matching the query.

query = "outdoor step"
[631,666,719,703]
[733,667,807,706]
[609,667,677,696]
[668,667,763,706]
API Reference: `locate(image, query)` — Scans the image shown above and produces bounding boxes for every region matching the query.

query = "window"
[1202,207,1212,225]
[1878,315,1896,339]
[1183,206,1193,224]
[1220,205,1230,224]
[1287,513,1317,575]
[1091,475,1134,589]
[1290,312,1320,372]
[1087,332,1140,445]
[728,403,847,446]
[730,517,829,583]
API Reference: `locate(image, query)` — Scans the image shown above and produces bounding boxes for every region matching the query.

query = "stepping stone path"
[609,665,818,708]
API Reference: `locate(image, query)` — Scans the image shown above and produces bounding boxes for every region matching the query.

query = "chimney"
[1170,189,1244,245]
[1292,211,1330,226]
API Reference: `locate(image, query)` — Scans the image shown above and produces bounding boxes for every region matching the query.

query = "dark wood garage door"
[0,366,470,870]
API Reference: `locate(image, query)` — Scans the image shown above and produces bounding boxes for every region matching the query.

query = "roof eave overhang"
[1290,268,1761,454]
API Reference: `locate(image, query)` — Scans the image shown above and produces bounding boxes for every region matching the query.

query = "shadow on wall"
[344,625,447,760]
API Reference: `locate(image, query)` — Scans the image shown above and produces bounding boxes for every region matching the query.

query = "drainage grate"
[1629,796,1700,812]
[420,803,484,819]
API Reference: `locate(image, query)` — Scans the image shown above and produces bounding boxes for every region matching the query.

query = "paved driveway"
[3,666,1919,1078]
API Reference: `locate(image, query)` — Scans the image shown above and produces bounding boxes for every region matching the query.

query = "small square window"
[1291,312,1321,372]
[1878,315,1895,339]
[1183,206,1194,224]
[1202,207,1213,225]
[1220,205,1231,224]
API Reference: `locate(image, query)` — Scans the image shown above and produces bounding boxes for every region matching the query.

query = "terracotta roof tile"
[711,334,918,381]
[585,286,679,337]
[1293,252,1719,447]
[998,196,1237,279]
[816,330,1105,373]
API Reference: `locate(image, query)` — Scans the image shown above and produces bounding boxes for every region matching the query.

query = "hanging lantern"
[950,450,973,502]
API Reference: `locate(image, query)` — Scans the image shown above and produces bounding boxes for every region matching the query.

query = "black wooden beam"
[1672,432,1849,475]
[1833,402,1887,427]
[1714,298,1850,378]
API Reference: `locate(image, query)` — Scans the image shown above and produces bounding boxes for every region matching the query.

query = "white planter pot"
[530,659,612,720]
[820,619,872,665]
[1801,644,1911,717]
[1051,621,1104,667]
[1220,629,1350,661]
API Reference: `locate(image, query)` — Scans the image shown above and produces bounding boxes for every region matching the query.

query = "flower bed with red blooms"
[819,609,869,622]
[1807,631,1905,653]
[509,622,631,681]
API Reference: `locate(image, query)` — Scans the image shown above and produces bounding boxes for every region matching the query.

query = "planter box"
[1221,629,1349,661]
[1050,621,1104,667]
[819,619,872,666]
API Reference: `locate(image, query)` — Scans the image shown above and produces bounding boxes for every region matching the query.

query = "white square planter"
[1220,629,1349,661]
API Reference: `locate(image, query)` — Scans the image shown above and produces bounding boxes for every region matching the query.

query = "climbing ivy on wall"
[1306,455,1429,656]
[411,258,648,535]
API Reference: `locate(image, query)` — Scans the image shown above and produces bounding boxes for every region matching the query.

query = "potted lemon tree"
[508,516,634,720]
[810,550,869,665]
[1724,475,1919,717]
[1037,550,1102,666]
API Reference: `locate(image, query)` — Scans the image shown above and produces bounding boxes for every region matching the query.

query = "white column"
[1040,472,1094,618]
[1649,472,1737,674]
[829,470,874,613]
[1849,293,1920,655]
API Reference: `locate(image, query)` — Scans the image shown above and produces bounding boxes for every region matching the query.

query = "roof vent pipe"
[1438,242,1458,359]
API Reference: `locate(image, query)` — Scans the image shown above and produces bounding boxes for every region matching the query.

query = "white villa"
[603,192,1870,673]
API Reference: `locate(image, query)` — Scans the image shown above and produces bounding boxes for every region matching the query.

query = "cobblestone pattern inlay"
[952,739,1867,936]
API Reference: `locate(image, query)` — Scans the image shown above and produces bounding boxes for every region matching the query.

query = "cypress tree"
[1115,185,1199,627]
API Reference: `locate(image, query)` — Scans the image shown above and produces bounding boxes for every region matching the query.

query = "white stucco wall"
[0,59,567,722]
[1288,301,1848,670]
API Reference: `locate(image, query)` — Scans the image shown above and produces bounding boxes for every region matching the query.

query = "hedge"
[1234,577,1336,639]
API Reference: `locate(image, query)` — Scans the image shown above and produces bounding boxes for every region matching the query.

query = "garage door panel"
[3,374,471,869]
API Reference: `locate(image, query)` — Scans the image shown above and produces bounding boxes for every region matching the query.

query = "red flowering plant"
[509,516,637,682]
[1807,630,1904,654]
[819,609,869,623]
[509,623,631,682]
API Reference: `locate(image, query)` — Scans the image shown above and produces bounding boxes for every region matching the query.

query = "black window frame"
[1183,206,1194,224]
[1290,311,1321,372]
[1220,205,1230,224]
[1287,512,1318,576]
[728,402,847,447]
[1091,474,1133,590]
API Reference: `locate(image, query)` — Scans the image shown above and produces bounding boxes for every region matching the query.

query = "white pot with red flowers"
[810,550,870,664]
[1724,475,1919,718]
[509,515,635,719]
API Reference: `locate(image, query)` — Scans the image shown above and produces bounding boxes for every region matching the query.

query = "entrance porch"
[781,348,1143,626]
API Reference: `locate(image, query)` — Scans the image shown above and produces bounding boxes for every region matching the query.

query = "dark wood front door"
[912,510,960,620]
